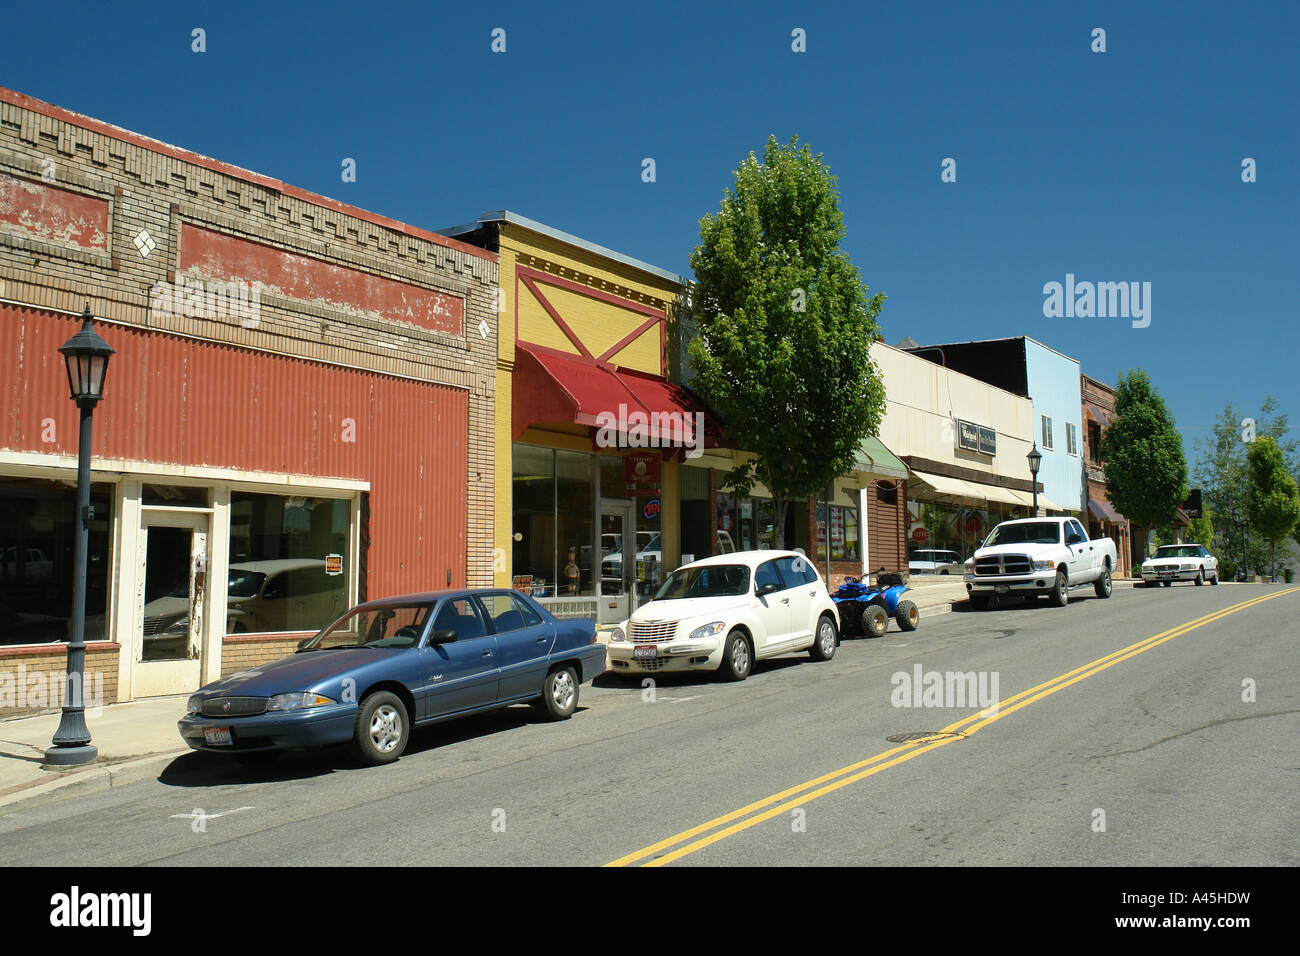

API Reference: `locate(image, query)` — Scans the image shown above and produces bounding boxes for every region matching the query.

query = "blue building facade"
[905,336,1083,515]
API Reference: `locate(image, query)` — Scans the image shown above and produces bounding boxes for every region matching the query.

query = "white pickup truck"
[963,517,1117,609]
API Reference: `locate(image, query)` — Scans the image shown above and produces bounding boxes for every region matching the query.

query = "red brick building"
[0,87,498,715]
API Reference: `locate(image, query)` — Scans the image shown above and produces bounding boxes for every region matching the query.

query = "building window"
[1066,421,1078,456]
[1041,415,1054,450]
[816,503,860,562]
[0,478,114,645]
[1088,421,1103,463]
[227,492,350,634]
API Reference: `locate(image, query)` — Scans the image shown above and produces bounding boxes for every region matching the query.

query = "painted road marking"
[606,588,1300,867]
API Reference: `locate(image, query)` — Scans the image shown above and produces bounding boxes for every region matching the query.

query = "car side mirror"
[429,628,458,644]
[1067,533,1082,545]
[756,582,780,597]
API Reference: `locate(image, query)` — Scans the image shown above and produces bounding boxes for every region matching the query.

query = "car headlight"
[610,626,626,643]
[266,692,335,711]
[1033,559,1055,571]
[186,695,202,715]
[963,560,974,571]
[688,621,726,641]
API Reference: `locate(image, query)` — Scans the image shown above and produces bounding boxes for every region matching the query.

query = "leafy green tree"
[1245,436,1300,579]
[688,135,887,547]
[1193,397,1295,573]
[1098,370,1187,564]
[1183,512,1214,549]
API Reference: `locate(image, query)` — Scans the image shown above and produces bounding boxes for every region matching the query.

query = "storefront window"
[227,492,349,633]
[557,450,595,596]
[679,465,710,562]
[0,478,113,645]
[816,503,860,562]
[512,444,556,597]
[636,493,664,596]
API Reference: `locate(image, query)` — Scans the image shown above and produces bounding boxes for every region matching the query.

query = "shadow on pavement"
[154,701,593,787]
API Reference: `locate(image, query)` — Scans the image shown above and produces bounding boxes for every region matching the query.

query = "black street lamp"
[1231,507,1248,583]
[1027,445,1043,516]
[44,303,114,768]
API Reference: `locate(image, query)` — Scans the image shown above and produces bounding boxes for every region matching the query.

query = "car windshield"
[984,522,1062,547]
[300,603,433,650]
[653,564,751,600]
[1154,546,1200,559]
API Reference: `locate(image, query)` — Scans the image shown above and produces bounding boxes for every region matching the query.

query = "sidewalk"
[0,695,189,811]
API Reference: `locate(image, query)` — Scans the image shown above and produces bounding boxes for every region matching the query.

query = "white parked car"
[1139,544,1219,587]
[908,549,964,575]
[964,517,1117,608]
[606,550,840,681]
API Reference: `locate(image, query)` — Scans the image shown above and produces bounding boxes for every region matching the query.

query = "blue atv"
[831,570,919,638]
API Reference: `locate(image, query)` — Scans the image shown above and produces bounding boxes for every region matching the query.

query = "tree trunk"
[773,494,788,550]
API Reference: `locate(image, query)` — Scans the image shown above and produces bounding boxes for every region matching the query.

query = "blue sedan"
[178,589,606,765]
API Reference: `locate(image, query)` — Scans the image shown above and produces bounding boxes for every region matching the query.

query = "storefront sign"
[623,453,660,493]
[325,554,343,576]
[642,498,661,519]
[957,419,997,456]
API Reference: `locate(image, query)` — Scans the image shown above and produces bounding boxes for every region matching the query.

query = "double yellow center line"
[605,588,1299,867]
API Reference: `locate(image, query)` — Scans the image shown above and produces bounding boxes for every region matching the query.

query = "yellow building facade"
[442,212,708,624]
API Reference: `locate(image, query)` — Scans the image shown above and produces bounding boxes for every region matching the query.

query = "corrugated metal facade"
[0,303,468,595]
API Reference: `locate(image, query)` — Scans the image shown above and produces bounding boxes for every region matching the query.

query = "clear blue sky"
[4,0,1296,465]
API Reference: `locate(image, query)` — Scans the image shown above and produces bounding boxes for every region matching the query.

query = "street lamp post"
[44,304,114,768]
[1027,445,1043,517]
[1231,508,1247,583]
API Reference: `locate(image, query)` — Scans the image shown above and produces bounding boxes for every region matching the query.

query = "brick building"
[1081,374,1133,578]
[0,87,498,716]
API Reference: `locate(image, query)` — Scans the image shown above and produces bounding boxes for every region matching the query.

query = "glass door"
[134,512,207,698]
[598,501,636,624]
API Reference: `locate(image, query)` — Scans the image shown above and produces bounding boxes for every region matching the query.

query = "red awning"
[512,344,722,450]
[1087,497,1125,524]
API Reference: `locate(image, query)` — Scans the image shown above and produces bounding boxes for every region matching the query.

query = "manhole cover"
[886,731,966,744]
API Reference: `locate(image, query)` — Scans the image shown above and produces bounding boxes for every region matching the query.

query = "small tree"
[688,135,887,548]
[1098,370,1187,565]
[1246,436,1300,580]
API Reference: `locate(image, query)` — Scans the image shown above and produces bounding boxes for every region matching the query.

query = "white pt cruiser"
[607,550,841,681]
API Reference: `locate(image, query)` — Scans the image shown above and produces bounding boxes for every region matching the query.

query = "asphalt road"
[1,583,1296,867]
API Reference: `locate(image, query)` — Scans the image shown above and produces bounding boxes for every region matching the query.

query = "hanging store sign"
[957,419,997,457]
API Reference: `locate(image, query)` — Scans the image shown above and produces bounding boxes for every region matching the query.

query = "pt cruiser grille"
[629,621,678,643]
[200,697,267,717]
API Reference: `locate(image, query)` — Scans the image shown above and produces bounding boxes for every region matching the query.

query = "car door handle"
[781,597,790,604]
[481,650,493,657]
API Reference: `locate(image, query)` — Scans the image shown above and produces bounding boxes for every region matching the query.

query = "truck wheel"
[863,605,889,638]
[969,594,989,611]
[895,600,919,631]
[1049,569,1069,607]
[1094,566,1112,599]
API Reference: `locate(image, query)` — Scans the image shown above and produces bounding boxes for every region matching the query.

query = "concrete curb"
[0,749,185,814]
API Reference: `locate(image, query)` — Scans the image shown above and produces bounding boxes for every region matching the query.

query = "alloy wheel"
[369,704,402,754]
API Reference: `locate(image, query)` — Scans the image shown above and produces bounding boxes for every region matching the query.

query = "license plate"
[633,645,658,660]
[1160,570,1174,576]
[996,585,1010,594]
[203,726,232,746]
